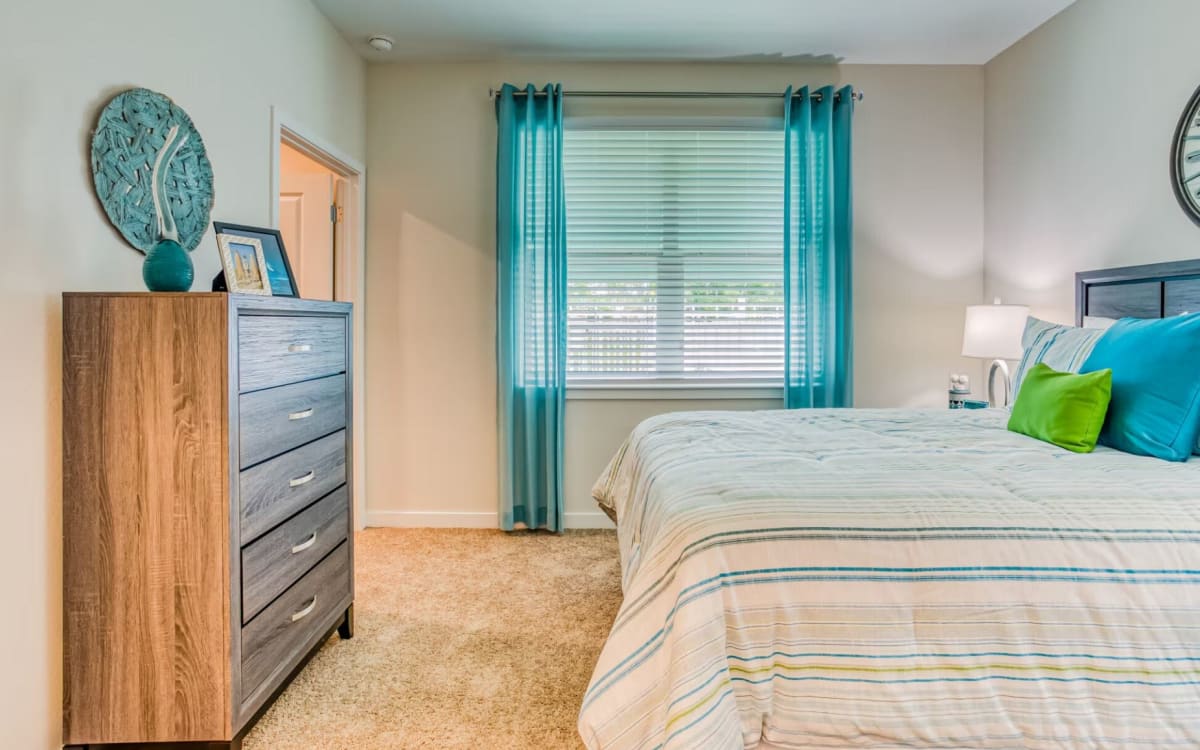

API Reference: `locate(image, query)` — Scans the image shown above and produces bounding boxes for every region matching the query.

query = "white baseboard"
[363,509,615,530]
[365,510,498,528]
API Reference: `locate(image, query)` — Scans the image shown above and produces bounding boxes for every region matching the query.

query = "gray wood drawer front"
[241,430,347,543]
[239,375,346,467]
[242,541,351,697]
[241,486,349,622]
[239,314,346,393]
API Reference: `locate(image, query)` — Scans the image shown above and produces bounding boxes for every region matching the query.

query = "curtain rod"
[487,88,864,104]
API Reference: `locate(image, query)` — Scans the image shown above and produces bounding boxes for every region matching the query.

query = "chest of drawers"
[62,293,354,749]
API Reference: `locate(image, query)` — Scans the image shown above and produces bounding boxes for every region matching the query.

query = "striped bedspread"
[578,408,1200,749]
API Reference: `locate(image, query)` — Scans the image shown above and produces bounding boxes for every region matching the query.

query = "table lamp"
[961,300,1029,407]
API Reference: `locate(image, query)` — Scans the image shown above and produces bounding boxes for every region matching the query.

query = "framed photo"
[217,234,272,296]
[213,222,299,297]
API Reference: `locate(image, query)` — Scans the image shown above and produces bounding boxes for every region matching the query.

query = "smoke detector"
[367,35,394,53]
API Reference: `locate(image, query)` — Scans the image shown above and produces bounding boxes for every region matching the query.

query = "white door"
[279,172,335,301]
[332,176,349,299]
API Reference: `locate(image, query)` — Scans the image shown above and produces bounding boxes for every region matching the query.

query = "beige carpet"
[243,528,622,749]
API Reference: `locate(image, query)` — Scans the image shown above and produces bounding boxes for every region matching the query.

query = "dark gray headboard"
[1075,259,1200,326]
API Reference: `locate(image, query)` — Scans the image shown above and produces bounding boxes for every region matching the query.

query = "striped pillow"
[1012,317,1106,400]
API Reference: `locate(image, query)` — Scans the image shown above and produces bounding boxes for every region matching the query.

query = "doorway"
[278,143,344,301]
[270,108,367,529]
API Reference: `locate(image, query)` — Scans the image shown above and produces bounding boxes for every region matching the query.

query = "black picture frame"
[212,221,299,297]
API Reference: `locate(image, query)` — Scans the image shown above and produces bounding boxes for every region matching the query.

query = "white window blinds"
[564,128,785,386]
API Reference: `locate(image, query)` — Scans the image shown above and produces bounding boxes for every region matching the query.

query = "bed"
[578,261,1200,749]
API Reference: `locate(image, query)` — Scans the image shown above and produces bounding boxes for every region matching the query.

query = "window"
[564,127,785,387]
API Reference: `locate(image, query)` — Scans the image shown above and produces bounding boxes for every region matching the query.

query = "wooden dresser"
[62,293,354,749]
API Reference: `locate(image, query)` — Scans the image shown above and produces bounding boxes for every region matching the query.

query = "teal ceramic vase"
[143,123,194,292]
[143,238,194,291]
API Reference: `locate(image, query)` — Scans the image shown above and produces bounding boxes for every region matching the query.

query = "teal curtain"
[782,85,855,409]
[496,83,566,532]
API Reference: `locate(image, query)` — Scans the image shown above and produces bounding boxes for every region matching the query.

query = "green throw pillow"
[1007,362,1112,453]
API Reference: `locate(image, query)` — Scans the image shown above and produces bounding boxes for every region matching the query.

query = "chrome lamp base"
[987,358,1012,408]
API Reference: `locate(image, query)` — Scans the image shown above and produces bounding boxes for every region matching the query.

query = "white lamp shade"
[962,304,1029,360]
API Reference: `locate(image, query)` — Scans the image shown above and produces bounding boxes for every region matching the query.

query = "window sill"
[566,385,784,401]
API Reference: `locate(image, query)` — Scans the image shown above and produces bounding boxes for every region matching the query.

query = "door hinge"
[330,204,339,224]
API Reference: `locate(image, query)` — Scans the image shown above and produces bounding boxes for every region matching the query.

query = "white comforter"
[578,408,1200,749]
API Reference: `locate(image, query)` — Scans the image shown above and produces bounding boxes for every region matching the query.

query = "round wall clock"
[1171,84,1200,227]
[90,88,214,253]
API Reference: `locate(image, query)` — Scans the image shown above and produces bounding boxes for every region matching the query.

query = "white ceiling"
[312,0,1075,65]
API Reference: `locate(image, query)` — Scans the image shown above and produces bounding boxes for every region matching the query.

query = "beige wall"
[984,0,1200,322]
[0,2,365,746]
[562,398,780,527]
[364,62,985,528]
[280,141,340,175]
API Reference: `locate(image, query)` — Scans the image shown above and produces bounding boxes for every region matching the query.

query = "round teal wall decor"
[90,88,214,254]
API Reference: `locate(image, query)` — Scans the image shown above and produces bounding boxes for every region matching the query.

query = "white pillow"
[1011,317,1106,399]
[1082,315,1118,330]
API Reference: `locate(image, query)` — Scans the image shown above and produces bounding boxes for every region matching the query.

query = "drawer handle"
[288,343,313,353]
[291,531,318,554]
[291,596,317,622]
[289,470,315,488]
[288,408,314,421]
